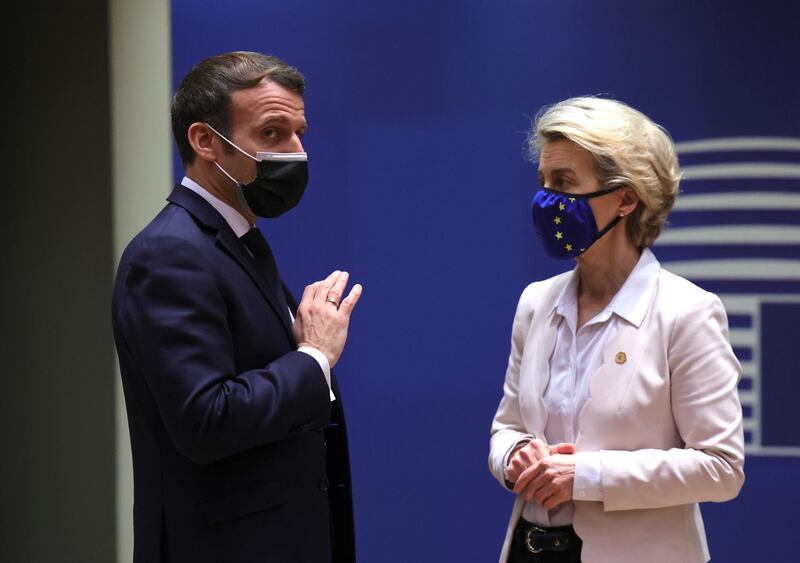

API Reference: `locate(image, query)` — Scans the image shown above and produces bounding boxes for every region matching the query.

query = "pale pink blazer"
[489,267,744,563]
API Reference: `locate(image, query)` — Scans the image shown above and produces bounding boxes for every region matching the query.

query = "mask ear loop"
[540,185,622,199]
[205,122,261,187]
[583,186,627,246]
[211,160,256,217]
[581,185,623,199]
[205,123,258,161]
[576,212,626,256]
[213,161,242,187]
[596,212,625,239]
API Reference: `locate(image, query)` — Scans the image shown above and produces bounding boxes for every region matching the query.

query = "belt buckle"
[524,525,547,554]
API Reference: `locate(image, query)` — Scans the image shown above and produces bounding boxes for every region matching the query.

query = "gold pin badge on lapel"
[615,351,627,365]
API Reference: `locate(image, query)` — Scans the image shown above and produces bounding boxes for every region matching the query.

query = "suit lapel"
[216,224,296,342]
[168,186,296,344]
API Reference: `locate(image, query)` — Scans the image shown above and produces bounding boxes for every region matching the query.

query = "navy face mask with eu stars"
[531,186,623,259]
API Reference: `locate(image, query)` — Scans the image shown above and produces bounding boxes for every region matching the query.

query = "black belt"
[513,518,581,555]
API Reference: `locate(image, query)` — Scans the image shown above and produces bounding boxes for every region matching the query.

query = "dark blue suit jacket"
[112,186,355,563]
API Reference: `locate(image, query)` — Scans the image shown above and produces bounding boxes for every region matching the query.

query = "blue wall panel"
[171,2,800,560]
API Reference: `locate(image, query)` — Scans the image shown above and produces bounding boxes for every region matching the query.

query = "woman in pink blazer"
[488,97,744,563]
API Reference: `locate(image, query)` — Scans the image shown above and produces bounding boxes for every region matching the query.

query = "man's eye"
[263,129,278,139]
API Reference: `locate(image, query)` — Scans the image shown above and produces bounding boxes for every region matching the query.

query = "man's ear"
[187,122,218,163]
[619,186,640,216]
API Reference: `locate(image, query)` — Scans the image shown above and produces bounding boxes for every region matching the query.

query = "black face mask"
[206,123,309,218]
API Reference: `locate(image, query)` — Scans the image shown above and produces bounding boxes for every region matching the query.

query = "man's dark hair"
[171,51,305,166]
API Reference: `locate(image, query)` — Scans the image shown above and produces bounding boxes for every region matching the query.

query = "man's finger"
[339,284,363,316]
[300,281,320,306]
[313,271,341,304]
[326,271,349,305]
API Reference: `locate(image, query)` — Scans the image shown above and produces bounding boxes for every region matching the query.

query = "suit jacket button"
[320,477,330,492]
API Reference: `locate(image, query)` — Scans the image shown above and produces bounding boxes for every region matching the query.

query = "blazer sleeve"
[116,235,332,465]
[488,285,536,489]
[599,292,745,511]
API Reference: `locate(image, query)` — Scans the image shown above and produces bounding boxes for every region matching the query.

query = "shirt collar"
[607,248,660,327]
[551,247,660,329]
[180,176,252,238]
[552,269,581,332]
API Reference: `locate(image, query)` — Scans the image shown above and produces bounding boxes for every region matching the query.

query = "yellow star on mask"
[568,197,576,203]
[558,202,566,211]
[565,243,573,252]
[555,231,563,240]
[553,216,561,225]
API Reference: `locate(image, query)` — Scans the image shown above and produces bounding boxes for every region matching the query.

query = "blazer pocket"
[198,479,288,528]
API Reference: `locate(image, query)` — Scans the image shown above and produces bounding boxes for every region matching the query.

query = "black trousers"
[507,519,582,563]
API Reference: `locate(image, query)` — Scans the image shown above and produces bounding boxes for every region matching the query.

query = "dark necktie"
[240,228,292,327]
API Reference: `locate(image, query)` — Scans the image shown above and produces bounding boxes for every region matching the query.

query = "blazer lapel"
[578,268,660,443]
[588,323,643,405]
[530,312,561,438]
[521,277,565,439]
[576,318,648,449]
[167,186,295,344]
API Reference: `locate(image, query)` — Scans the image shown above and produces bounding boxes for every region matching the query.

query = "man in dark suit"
[112,51,361,563]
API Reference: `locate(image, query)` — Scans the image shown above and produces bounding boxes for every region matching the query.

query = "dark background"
[4,0,116,561]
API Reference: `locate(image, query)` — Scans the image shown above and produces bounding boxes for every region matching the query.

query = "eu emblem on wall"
[653,136,800,456]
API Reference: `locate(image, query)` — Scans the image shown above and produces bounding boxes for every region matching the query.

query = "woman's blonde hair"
[530,96,681,249]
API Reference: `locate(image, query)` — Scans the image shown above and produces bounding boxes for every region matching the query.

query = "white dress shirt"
[515,249,660,526]
[180,176,335,401]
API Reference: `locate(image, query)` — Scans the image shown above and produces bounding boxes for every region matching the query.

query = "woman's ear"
[187,123,218,163]
[619,186,640,216]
